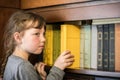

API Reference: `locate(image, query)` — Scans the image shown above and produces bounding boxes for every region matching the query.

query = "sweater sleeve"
[46,66,65,80]
[16,62,42,80]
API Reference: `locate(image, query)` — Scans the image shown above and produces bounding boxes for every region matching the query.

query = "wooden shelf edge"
[28,2,120,23]
[45,66,120,78]
[21,0,91,9]
[65,68,120,78]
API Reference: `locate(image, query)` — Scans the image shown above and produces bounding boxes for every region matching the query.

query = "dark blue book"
[97,25,104,70]
[103,24,109,71]
[108,24,115,72]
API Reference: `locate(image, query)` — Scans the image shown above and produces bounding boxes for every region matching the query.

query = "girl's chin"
[35,51,43,54]
[30,49,43,55]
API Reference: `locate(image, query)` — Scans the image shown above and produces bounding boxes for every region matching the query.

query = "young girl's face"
[20,25,46,55]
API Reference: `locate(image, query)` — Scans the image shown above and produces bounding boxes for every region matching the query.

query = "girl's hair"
[1,10,46,77]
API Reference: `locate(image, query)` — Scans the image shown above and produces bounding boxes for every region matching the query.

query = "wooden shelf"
[27,1,120,79]
[65,68,120,78]
[45,66,120,78]
[0,0,20,8]
[28,1,120,23]
[21,0,90,9]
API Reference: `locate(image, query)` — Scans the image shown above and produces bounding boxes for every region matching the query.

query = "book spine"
[61,25,67,53]
[44,25,53,66]
[61,24,81,69]
[109,24,115,71]
[84,24,91,68]
[115,23,120,71]
[80,26,85,68]
[97,25,103,70]
[91,25,97,69]
[103,24,109,71]
[53,25,61,63]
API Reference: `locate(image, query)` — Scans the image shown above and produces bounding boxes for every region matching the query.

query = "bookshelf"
[27,0,120,23]
[65,68,120,78]
[25,0,120,79]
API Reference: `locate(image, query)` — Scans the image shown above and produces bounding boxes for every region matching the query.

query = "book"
[84,23,92,69]
[115,23,120,71]
[109,24,115,71]
[80,25,85,68]
[43,24,53,66]
[103,24,109,71]
[53,24,61,63]
[91,25,97,69]
[61,24,81,69]
[97,25,104,70]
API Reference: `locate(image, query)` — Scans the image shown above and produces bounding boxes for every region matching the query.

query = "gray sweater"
[3,55,65,80]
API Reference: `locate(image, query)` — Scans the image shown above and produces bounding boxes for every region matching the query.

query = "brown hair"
[1,10,46,77]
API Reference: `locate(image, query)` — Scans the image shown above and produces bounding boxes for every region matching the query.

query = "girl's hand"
[54,50,74,70]
[34,62,47,80]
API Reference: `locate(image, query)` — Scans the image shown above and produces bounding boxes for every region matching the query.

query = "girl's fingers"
[34,62,47,80]
[37,62,45,72]
[64,53,74,59]
[65,58,74,63]
[61,50,71,56]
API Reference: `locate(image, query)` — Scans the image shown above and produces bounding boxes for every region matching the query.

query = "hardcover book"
[84,24,91,68]
[97,25,104,70]
[61,24,81,69]
[80,25,85,68]
[91,25,97,69]
[53,24,61,63]
[109,24,115,71]
[43,24,53,66]
[115,23,120,71]
[103,24,109,71]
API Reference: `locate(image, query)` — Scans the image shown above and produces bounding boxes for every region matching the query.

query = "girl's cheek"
[32,37,40,43]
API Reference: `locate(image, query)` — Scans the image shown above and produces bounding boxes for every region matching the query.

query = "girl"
[2,10,74,80]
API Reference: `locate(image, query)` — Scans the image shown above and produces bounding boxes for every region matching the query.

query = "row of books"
[43,23,81,69]
[43,18,120,72]
[93,19,120,72]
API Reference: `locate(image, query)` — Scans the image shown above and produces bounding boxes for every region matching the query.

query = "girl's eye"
[34,33,40,36]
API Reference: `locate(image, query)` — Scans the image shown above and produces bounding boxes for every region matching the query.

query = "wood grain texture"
[0,8,18,76]
[28,2,120,23]
[0,0,20,8]
[21,0,90,9]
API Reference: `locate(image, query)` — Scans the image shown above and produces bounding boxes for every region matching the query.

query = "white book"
[84,24,91,68]
[80,26,85,68]
[91,25,97,69]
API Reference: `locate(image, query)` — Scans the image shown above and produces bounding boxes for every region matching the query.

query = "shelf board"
[65,68,120,78]
[21,0,91,9]
[45,66,120,78]
[29,1,120,23]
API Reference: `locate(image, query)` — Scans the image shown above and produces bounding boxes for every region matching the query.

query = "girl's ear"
[13,32,22,44]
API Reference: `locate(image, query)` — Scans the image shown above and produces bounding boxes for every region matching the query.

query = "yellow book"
[61,24,81,69]
[43,24,53,66]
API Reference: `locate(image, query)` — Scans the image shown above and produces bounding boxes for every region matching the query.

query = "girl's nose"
[41,35,46,42]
